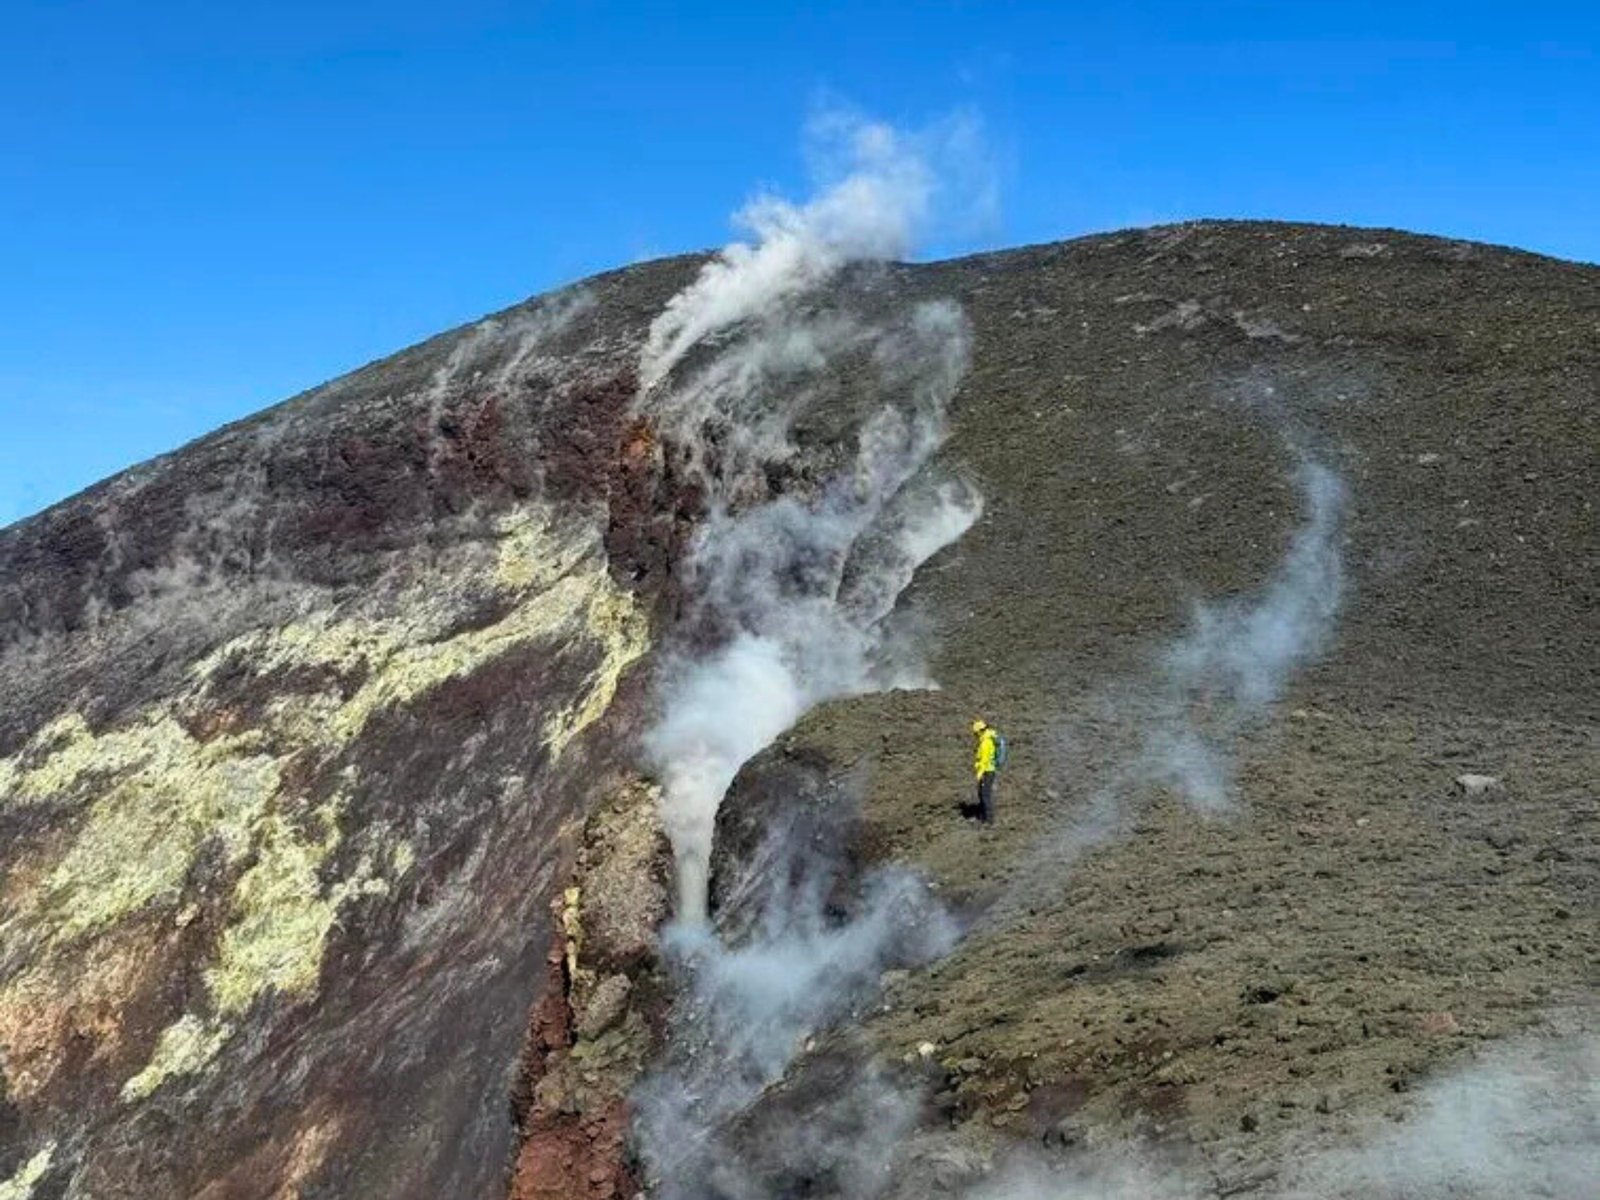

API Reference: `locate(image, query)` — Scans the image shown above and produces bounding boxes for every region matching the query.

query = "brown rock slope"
[720,222,1599,1188]
[0,259,700,1198]
[0,220,1596,1197]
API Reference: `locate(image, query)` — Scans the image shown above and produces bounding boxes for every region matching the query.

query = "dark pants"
[977,771,996,824]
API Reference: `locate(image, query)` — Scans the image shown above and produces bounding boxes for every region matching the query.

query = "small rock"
[1419,1011,1461,1036]
[1240,1112,1259,1133]
[576,974,632,1040]
[1455,774,1503,796]
[919,1142,988,1187]
[1242,983,1284,1005]
[917,1041,938,1060]
[1416,452,1443,465]
[1043,1119,1083,1149]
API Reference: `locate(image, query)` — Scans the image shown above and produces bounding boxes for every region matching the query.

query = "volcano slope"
[709,225,1599,1194]
[0,221,1596,1198]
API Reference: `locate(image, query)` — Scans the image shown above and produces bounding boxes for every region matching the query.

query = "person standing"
[971,718,1005,824]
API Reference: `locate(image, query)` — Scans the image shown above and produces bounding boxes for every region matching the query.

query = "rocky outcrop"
[509,778,671,1200]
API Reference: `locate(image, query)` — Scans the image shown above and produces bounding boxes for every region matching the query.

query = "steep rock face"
[0,260,700,1197]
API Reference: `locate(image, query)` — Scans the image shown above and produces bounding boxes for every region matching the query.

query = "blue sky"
[3,1,1596,525]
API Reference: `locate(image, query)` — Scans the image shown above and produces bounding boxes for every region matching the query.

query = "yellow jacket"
[974,728,997,778]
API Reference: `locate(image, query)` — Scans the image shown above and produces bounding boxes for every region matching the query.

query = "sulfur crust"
[0,501,652,1103]
[0,1143,56,1200]
[119,1015,232,1102]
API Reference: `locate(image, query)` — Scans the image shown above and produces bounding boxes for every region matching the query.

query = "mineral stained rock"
[0,259,696,1199]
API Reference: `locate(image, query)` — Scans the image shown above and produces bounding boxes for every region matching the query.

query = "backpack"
[992,732,1009,770]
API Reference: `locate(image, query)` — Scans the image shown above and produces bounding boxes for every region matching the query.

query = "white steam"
[1146,456,1346,812]
[634,823,958,1200]
[645,360,981,922]
[641,107,988,391]
[638,110,987,923]
[1282,1031,1600,1198]
[959,1155,1197,1200]
[1019,450,1349,893]
[956,1031,1600,1200]
[628,103,984,1195]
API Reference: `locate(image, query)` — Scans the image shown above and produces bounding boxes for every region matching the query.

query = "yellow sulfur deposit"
[120,1014,233,1102]
[0,1142,56,1200]
[207,806,379,1017]
[35,727,280,943]
[0,500,652,1104]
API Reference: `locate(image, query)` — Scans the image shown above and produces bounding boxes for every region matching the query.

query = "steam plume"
[637,110,988,923]
[1145,455,1346,812]
[627,102,985,1197]
[641,107,988,391]
[634,818,957,1199]
[1022,449,1348,889]
[955,1031,1600,1200]
[1282,1030,1600,1197]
